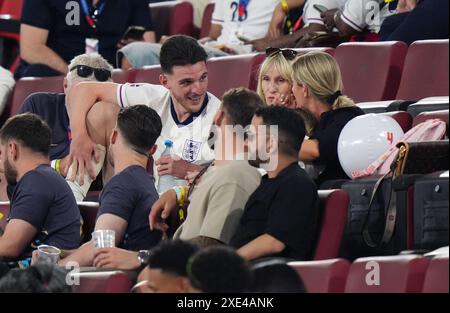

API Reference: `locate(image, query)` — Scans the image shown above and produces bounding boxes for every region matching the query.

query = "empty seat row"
[289,254,449,293]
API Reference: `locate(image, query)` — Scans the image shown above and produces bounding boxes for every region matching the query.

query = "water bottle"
[157,139,178,194]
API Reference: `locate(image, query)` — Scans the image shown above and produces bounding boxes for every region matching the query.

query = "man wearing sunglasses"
[65,36,222,191]
[16,53,119,202]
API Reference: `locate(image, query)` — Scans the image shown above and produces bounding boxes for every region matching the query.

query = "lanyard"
[80,0,106,29]
[238,0,250,21]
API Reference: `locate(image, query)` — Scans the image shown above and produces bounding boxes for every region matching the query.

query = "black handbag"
[362,140,449,248]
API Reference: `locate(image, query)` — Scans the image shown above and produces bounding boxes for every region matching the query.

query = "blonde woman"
[292,51,364,186]
[257,48,297,109]
[257,48,317,134]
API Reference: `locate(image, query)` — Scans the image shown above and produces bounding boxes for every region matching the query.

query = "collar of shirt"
[262,162,299,181]
[170,94,209,127]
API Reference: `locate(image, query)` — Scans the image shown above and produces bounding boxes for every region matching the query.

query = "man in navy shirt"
[16,0,156,78]
[59,105,163,267]
[0,113,81,263]
[16,53,119,202]
[231,106,319,261]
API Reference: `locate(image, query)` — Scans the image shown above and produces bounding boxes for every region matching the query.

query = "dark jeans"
[380,0,449,45]
[14,60,63,79]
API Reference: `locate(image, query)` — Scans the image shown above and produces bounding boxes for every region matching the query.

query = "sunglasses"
[265,47,298,60]
[69,65,112,82]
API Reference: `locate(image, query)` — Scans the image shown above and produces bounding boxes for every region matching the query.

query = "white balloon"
[338,114,404,179]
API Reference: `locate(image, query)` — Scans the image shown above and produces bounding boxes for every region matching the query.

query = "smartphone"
[122,26,146,41]
[313,4,328,13]
[236,34,251,42]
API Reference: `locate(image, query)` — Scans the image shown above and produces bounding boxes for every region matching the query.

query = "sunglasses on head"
[69,65,112,82]
[265,47,298,60]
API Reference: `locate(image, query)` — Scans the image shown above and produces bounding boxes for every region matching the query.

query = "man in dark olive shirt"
[17,0,156,78]
[231,106,319,261]
[0,113,81,264]
[59,105,163,267]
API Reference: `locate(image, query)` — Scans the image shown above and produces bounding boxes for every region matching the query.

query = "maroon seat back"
[199,2,215,39]
[112,69,139,84]
[134,65,163,84]
[78,202,99,243]
[1,76,64,123]
[314,190,349,260]
[207,54,261,99]
[422,255,449,293]
[335,41,407,103]
[380,111,413,133]
[72,271,132,293]
[396,40,449,101]
[345,255,429,293]
[150,1,193,41]
[289,259,350,293]
[412,109,449,137]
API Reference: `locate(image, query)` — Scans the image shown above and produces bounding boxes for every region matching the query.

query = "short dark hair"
[250,259,306,293]
[160,35,208,74]
[254,106,306,157]
[222,88,265,132]
[0,113,51,156]
[0,264,71,293]
[147,240,198,277]
[187,246,251,293]
[117,105,162,156]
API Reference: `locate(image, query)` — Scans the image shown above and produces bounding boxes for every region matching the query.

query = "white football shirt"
[117,83,221,182]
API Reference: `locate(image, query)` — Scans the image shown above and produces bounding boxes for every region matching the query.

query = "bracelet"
[281,0,289,14]
[173,186,186,208]
[51,159,61,174]
[55,159,61,174]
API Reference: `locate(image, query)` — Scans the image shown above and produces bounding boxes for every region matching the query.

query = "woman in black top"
[291,51,364,187]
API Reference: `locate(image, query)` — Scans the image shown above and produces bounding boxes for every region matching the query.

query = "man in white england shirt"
[64,35,221,186]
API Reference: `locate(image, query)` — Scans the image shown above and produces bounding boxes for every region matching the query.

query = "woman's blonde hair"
[292,51,355,110]
[256,52,294,103]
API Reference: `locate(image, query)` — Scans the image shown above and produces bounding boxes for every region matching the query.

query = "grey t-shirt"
[9,164,81,259]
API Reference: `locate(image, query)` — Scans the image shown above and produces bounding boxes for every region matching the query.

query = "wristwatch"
[137,250,151,265]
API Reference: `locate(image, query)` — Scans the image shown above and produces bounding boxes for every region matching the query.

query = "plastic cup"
[91,230,115,249]
[37,245,61,264]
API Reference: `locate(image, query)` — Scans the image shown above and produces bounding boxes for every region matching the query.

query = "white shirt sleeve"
[0,66,15,115]
[211,0,225,25]
[117,83,168,109]
[341,0,385,32]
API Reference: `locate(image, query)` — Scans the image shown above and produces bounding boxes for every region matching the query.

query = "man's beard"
[4,158,18,186]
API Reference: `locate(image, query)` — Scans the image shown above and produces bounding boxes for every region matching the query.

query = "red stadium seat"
[149,1,193,41]
[71,271,132,293]
[396,40,449,101]
[0,76,65,123]
[112,68,139,84]
[0,0,23,19]
[422,255,449,293]
[407,96,450,118]
[314,190,349,260]
[345,255,429,293]
[207,54,262,99]
[380,111,413,133]
[134,65,162,84]
[334,41,408,103]
[412,109,449,137]
[0,201,9,232]
[199,2,215,39]
[78,202,99,243]
[288,259,350,293]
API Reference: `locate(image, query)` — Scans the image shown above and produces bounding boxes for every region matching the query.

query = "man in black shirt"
[59,105,163,267]
[231,106,319,261]
[0,113,81,263]
[17,0,155,78]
